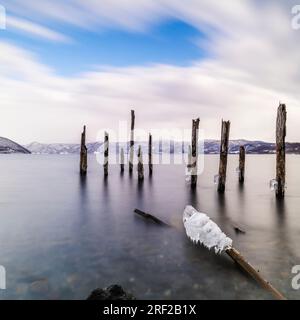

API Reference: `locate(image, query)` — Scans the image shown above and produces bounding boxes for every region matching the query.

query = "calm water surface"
[0,154,300,299]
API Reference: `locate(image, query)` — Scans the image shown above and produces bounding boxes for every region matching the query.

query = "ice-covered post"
[217,120,230,193]
[80,125,87,175]
[276,103,287,198]
[191,118,200,188]
[129,110,135,174]
[148,133,153,175]
[103,131,109,176]
[137,145,144,181]
[120,147,125,173]
[239,145,245,183]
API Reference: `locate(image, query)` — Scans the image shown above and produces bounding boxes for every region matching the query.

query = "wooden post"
[276,103,287,198]
[191,118,200,188]
[217,120,230,193]
[129,110,135,174]
[120,147,125,173]
[80,125,87,175]
[148,133,153,175]
[137,145,144,181]
[187,144,192,172]
[103,131,109,176]
[239,145,245,183]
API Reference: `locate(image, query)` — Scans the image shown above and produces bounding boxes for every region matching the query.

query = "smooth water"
[0,154,300,300]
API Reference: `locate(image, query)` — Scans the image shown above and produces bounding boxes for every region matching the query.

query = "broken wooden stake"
[276,103,287,198]
[191,118,200,188]
[103,131,109,176]
[148,133,153,175]
[80,125,87,175]
[129,110,135,174]
[217,120,230,193]
[120,147,125,173]
[137,145,144,181]
[239,145,245,183]
[134,209,169,226]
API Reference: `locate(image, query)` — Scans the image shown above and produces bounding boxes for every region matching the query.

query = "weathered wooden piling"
[120,147,125,173]
[239,145,245,183]
[103,131,109,176]
[148,133,153,175]
[80,125,87,175]
[276,103,287,198]
[217,120,230,193]
[187,144,192,172]
[137,145,144,181]
[129,110,135,174]
[191,118,200,188]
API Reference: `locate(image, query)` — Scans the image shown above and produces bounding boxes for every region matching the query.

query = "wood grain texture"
[148,133,153,175]
[137,145,144,181]
[276,104,287,198]
[239,145,245,183]
[218,120,230,193]
[129,110,135,174]
[191,118,200,188]
[226,247,286,300]
[79,125,87,175]
[103,131,109,176]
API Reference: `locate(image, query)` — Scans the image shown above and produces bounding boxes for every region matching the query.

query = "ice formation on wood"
[183,205,232,254]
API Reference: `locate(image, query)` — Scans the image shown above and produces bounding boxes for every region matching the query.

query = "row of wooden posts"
[79,103,287,198]
[80,110,151,181]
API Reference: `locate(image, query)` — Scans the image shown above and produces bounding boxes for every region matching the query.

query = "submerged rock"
[87,285,136,300]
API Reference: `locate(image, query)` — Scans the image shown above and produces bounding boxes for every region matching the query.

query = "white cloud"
[0,1,300,143]
[6,15,71,42]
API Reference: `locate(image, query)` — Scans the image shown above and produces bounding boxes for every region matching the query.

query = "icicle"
[270,179,278,191]
[214,174,219,185]
[183,206,232,254]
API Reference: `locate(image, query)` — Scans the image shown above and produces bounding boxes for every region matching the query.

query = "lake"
[0,154,300,299]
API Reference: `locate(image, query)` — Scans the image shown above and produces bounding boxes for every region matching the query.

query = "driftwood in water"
[191,118,200,188]
[103,131,109,176]
[239,145,245,183]
[226,248,285,300]
[137,145,144,181]
[276,104,287,198]
[148,133,153,175]
[120,147,125,173]
[136,205,284,300]
[217,120,230,193]
[232,224,246,234]
[80,125,87,175]
[129,110,135,174]
[134,209,169,226]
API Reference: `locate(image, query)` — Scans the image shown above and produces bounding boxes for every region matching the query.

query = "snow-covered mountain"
[0,137,31,154]
[25,141,103,154]
[24,139,300,155]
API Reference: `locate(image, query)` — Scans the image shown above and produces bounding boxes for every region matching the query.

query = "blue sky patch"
[1,19,207,75]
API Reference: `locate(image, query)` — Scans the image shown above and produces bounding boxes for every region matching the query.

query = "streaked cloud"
[6,15,71,42]
[0,1,300,143]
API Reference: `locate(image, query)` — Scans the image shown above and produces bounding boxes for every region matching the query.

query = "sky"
[0,0,300,144]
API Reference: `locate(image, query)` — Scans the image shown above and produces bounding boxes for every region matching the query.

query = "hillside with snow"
[24,139,300,155]
[0,137,31,154]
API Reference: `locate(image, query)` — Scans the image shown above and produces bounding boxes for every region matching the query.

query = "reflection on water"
[0,154,300,299]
